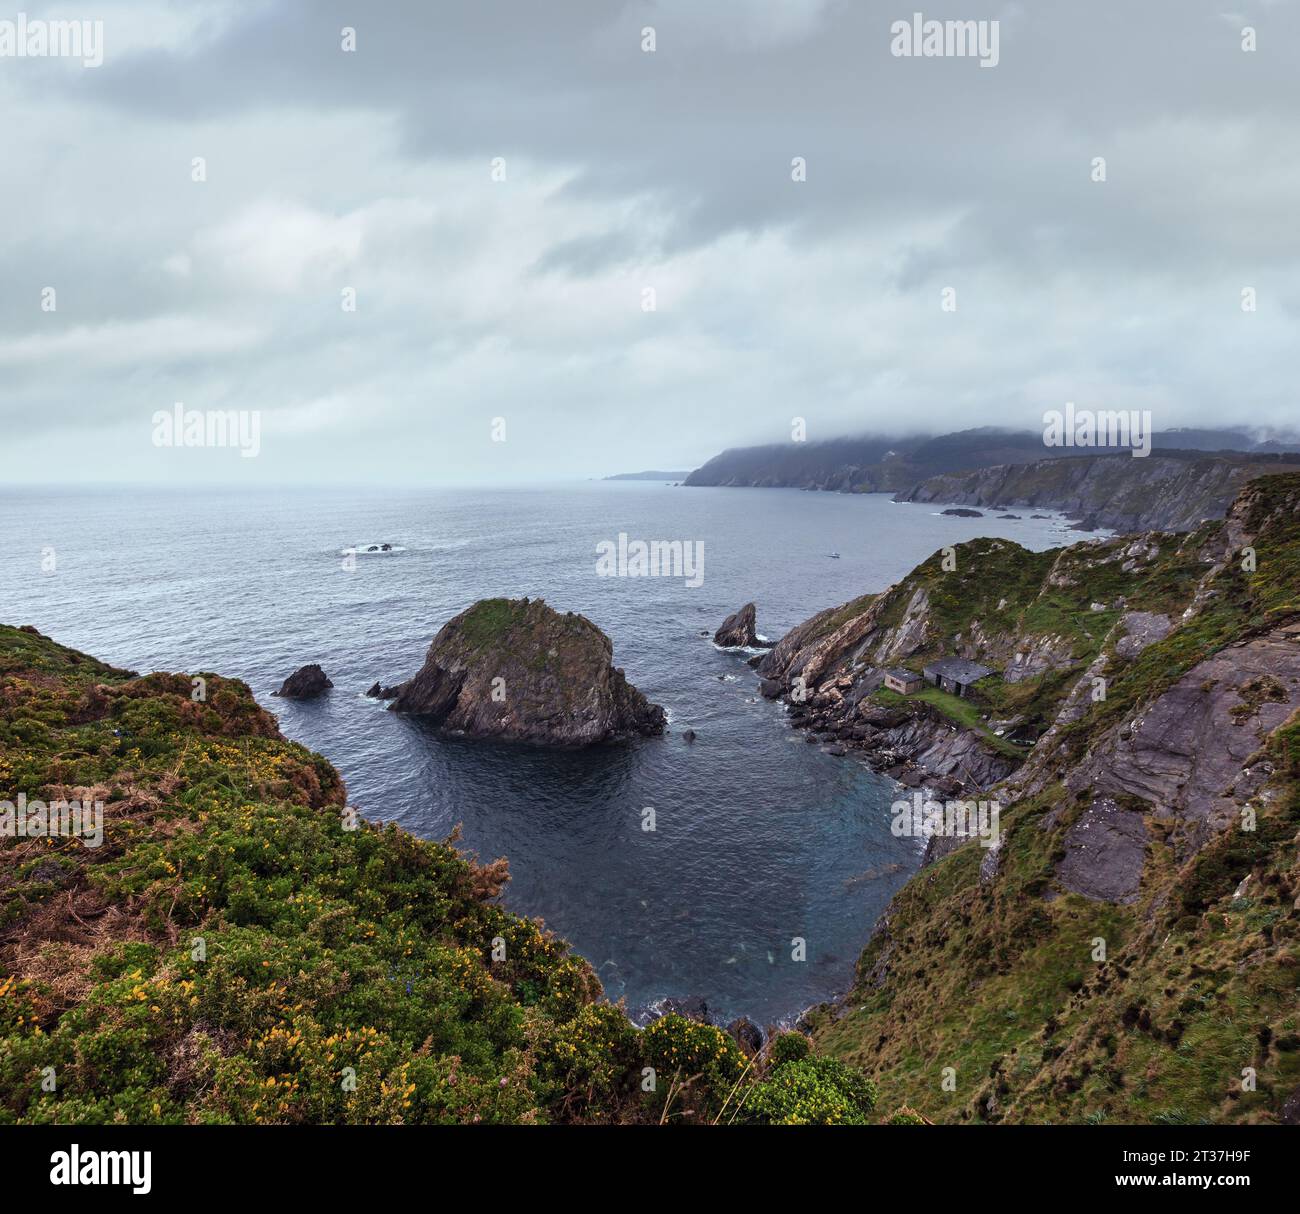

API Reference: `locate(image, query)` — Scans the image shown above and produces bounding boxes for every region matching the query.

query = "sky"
[1,0,1297,485]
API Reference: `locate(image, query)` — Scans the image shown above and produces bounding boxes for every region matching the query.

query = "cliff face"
[896,452,1300,532]
[804,473,1300,1125]
[386,598,665,746]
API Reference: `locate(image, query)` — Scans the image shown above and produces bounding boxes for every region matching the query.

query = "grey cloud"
[1,0,1297,482]
[531,229,647,278]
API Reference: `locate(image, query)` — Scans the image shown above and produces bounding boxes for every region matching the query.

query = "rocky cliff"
[801,472,1300,1125]
[749,518,1212,794]
[896,451,1300,532]
[384,597,665,746]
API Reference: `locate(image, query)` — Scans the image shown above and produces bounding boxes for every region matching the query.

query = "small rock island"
[382,597,665,746]
[713,602,771,648]
[274,663,333,699]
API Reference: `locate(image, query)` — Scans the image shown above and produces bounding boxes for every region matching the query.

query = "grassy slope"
[870,527,1214,673]
[873,685,1027,760]
[809,474,1300,1124]
[0,625,876,1125]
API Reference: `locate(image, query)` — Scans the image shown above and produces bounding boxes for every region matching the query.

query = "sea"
[1,481,1079,1026]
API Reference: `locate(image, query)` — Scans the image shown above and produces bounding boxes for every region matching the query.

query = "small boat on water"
[828,552,840,559]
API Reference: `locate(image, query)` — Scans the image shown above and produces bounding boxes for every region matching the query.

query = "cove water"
[1,482,1078,1026]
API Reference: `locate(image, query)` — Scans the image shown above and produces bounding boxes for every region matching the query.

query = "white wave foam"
[341,544,407,556]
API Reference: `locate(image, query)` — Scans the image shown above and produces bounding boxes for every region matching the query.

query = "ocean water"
[0,482,1078,1026]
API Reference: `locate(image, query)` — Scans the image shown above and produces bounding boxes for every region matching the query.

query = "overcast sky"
[2,0,1297,484]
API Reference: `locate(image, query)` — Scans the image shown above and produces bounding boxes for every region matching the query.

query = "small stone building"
[922,657,994,698]
[882,668,924,694]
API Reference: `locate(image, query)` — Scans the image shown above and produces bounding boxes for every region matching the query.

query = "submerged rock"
[941,507,984,517]
[385,597,665,746]
[714,602,771,648]
[274,664,333,699]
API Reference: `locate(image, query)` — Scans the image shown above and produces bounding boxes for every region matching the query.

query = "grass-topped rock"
[385,598,665,746]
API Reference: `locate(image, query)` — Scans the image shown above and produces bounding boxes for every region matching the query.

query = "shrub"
[641,1014,744,1118]
[741,1056,878,1125]
[532,1002,642,1121]
[769,1030,811,1065]
[885,1105,929,1124]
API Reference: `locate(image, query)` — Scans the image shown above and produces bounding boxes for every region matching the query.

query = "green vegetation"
[742,1055,878,1125]
[445,597,605,679]
[810,474,1300,1125]
[975,667,1081,740]
[1052,477,1300,760]
[873,685,1027,760]
[862,522,1235,688]
[455,597,533,652]
[812,758,1300,1123]
[769,1029,812,1065]
[0,624,878,1125]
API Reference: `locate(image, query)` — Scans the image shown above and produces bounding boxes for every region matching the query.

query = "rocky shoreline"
[778,686,1018,797]
[896,450,1300,532]
[739,614,1018,804]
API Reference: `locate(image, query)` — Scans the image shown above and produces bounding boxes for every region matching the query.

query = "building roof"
[883,667,922,682]
[922,657,994,683]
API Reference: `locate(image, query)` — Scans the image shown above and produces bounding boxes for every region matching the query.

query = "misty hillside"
[684,427,1300,495]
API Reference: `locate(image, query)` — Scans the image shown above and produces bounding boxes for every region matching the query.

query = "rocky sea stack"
[713,602,770,648]
[274,663,333,699]
[386,597,665,746]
